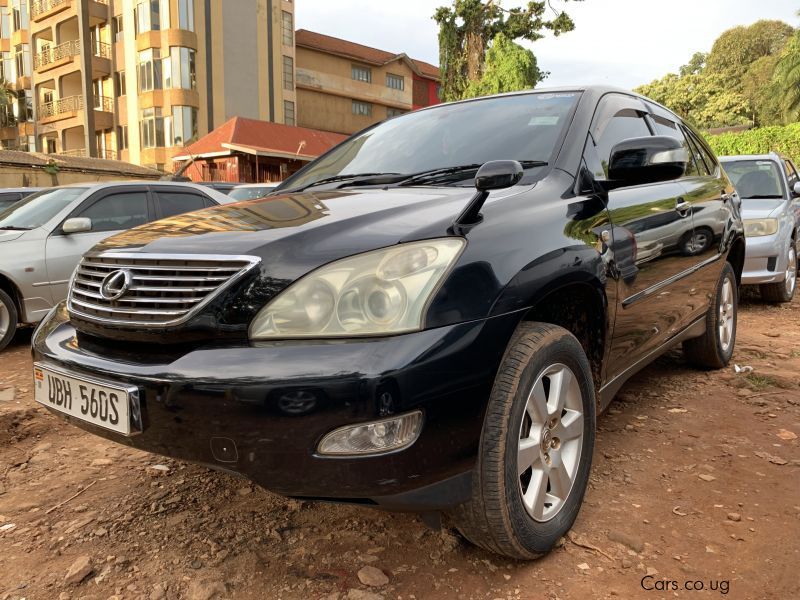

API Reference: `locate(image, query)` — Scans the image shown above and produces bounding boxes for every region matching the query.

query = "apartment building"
[295,29,440,135]
[0,0,296,169]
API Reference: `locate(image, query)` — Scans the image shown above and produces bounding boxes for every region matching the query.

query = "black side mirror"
[475,160,524,191]
[605,136,689,190]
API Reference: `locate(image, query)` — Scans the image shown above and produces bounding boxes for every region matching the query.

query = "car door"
[586,93,699,381]
[44,186,152,303]
[783,159,800,240]
[151,187,216,220]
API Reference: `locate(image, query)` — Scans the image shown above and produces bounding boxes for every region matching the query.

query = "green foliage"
[773,30,800,121]
[704,123,800,164]
[433,0,579,101]
[636,20,795,129]
[463,33,541,98]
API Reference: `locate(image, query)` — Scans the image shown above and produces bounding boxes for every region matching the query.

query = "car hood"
[90,185,533,279]
[0,230,26,243]
[740,198,785,219]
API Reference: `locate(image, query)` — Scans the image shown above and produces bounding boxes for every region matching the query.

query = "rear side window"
[78,192,149,232]
[156,191,209,219]
[683,127,718,176]
[650,115,700,177]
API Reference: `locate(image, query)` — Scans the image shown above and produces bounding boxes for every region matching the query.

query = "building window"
[386,74,404,91]
[112,15,124,42]
[117,125,128,151]
[0,7,10,39]
[0,52,12,82]
[20,135,34,152]
[352,100,372,116]
[135,0,160,35]
[10,0,28,32]
[281,11,293,46]
[352,64,371,83]
[140,107,165,148]
[284,100,295,126]
[137,48,162,92]
[178,0,194,31]
[114,71,126,96]
[14,44,30,79]
[386,107,405,118]
[171,105,198,146]
[164,47,196,90]
[283,55,293,90]
[159,0,170,28]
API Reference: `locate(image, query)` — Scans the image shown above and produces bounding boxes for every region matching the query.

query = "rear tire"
[759,244,796,303]
[683,262,737,369]
[447,322,595,559]
[0,288,18,352]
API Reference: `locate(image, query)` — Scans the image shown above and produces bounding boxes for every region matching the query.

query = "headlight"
[249,238,465,339]
[743,219,778,237]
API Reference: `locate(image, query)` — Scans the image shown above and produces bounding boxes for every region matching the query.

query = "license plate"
[33,363,134,435]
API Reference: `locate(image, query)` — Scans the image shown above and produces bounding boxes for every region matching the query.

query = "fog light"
[317,411,423,456]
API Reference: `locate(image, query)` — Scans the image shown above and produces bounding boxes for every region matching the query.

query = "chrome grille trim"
[67,252,261,327]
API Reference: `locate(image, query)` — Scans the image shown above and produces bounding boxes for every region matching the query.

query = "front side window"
[78,192,149,233]
[722,160,784,199]
[178,0,194,31]
[283,55,293,90]
[171,105,197,146]
[352,64,371,83]
[281,10,293,46]
[386,73,404,91]
[651,115,700,177]
[592,104,652,170]
[282,92,579,191]
[0,187,88,230]
[138,48,162,92]
[284,100,295,126]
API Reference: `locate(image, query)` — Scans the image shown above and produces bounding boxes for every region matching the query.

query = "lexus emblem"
[99,269,132,301]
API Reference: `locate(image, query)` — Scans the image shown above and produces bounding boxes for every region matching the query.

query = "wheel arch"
[0,272,23,316]
[726,235,745,286]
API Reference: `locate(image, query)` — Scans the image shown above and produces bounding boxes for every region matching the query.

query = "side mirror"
[793,181,800,198]
[605,136,689,190]
[62,217,92,234]
[475,160,524,191]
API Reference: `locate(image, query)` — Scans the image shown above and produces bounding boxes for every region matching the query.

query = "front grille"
[68,253,260,327]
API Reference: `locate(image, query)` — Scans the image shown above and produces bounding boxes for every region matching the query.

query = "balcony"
[34,40,112,75]
[38,95,83,122]
[59,148,117,160]
[31,0,71,22]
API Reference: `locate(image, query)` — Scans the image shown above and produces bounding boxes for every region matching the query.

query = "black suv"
[32,87,744,559]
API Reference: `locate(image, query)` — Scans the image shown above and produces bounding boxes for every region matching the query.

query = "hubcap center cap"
[540,428,553,453]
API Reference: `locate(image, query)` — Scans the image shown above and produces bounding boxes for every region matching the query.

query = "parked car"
[0,181,231,350]
[0,187,45,211]
[228,183,279,201]
[720,153,799,302]
[31,86,744,559]
[196,181,239,195]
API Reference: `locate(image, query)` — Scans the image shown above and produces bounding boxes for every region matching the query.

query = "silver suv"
[720,153,800,303]
[0,181,230,350]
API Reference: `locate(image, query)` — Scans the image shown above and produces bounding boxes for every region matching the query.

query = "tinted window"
[0,187,87,229]
[156,191,208,218]
[78,191,149,232]
[651,115,700,177]
[281,92,580,190]
[0,192,21,207]
[722,160,784,199]
[784,160,799,188]
[593,107,651,171]
[228,186,277,201]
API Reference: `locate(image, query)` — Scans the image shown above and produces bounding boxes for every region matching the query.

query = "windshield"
[228,186,276,201]
[723,160,785,199]
[0,187,88,229]
[280,92,580,191]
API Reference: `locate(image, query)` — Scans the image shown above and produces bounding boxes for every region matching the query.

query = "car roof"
[719,153,784,163]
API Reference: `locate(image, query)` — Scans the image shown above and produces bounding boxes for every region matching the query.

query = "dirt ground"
[0,291,798,600]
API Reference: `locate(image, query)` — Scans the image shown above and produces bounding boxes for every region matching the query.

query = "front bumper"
[32,304,522,510]
[741,233,789,285]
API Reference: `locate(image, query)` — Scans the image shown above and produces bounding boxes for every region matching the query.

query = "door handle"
[675,198,691,217]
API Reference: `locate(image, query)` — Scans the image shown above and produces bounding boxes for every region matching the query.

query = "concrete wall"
[0,166,160,187]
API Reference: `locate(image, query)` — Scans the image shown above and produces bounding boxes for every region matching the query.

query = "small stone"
[186,579,226,600]
[347,590,384,600]
[698,474,716,482]
[91,458,113,467]
[150,583,167,600]
[0,387,15,402]
[646,567,658,576]
[621,558,633,569]
[577,562,590,570]
[777,429,797,441]
[190,559,203,569]
[237,486,253,496]
[357,565,389,587]
[727,512,741,522]
[58,593,70,600]
[64,555,93,585]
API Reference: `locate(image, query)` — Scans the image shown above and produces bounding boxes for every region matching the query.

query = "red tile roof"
[296,29,440,81]
[178,117,348,160]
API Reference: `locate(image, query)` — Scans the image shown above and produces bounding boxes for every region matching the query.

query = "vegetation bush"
[705,123,800,162]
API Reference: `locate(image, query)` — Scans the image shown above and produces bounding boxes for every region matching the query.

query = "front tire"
[759,244,796,303]
[683,262,737,369]
[0,288,18,352]
[447,323,596,559]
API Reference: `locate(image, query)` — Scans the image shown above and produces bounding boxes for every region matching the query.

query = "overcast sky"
[295,0,800,89]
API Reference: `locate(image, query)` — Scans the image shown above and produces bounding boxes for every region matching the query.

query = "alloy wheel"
[0,299,9,338]
[718,277,735,352]
[517,363,584,522]
[785,246,797,297]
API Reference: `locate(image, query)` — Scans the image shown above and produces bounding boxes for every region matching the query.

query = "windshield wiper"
[0,225,31,230]
[398,161,548,187]
[291,172,403,192]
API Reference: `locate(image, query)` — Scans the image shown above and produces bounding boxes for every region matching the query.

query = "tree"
[433,0,580,101]
[462,33,541,97]
[773,28,800,121]
[706,20,794,82]
[679,52,707,77]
